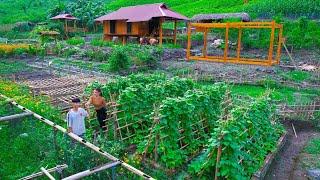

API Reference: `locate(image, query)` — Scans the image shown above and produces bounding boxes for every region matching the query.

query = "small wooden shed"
[95,3,189,45]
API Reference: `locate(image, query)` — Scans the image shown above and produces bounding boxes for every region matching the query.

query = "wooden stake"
[283,42,297,68]
[292,123,297,138]
[214,146,222,180]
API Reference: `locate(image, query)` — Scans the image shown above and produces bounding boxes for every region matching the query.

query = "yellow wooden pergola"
[186,21,283,66]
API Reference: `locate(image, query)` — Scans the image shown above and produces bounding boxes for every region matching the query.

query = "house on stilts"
[95,3,189,45]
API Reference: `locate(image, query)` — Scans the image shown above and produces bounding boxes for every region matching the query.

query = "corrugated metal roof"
[95,3,189,22]
[50,14,78,20]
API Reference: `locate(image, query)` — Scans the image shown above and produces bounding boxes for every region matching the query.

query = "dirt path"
[265,120,320,180]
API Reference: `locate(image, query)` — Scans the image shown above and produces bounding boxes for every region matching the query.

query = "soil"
[265,120,320,180]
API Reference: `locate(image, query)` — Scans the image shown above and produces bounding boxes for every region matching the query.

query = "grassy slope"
[107,0,320,18]
[0,0,61,24]
[1,0,319,24]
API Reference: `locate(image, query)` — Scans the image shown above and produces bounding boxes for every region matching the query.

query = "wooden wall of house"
[116,20,127,34]
[102,20,150,37]
[103,21,110,34]
[138,22,149,36]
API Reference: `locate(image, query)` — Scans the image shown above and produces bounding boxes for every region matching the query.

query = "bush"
[85,49,108,62]
[136,49,158,68]
[108,47,131,71]
[13,48,26,55]
[66,37,85,46]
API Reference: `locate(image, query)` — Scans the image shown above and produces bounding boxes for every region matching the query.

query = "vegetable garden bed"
[252,131,287,180]
[85,73,285,179]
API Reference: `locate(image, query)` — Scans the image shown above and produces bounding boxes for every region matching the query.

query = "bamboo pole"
[214,146,222,180]
[0,94,155,180]
[268,21,276,65]
[62,161,121,180]
[20,165,68,180]
[174,20,177,45]
[186,22,192,60]
[40,167,56,180]
[0,112,33,121]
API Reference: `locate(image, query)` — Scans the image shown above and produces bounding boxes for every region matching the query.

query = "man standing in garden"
[66,98,88,138]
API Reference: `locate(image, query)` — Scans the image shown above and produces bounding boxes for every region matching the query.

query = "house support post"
[159,17,164,46]
[173,20,177,45]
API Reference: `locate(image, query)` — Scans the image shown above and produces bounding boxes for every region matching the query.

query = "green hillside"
[0,0,63,24]
[107,0,320,19]
[1,0,319,24]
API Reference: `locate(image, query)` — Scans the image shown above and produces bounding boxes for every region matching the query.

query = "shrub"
[13,48,26,55]
[108,47,131,71]
[136,49,158,67]
[85,49,108,62]
[66,37,85,46]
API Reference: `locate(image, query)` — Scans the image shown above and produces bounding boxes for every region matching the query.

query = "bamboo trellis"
[0,93,155,180]
[187,21,284,66]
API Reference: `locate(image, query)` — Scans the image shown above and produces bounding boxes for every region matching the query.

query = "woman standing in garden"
[85,88,108,131]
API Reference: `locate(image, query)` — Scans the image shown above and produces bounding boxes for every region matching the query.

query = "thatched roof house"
[191,13,250,23]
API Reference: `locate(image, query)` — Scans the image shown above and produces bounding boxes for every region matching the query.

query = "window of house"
[110,20,116,34]
[127,22,132,34]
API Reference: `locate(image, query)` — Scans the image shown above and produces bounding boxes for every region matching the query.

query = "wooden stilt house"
[95,3,189,45]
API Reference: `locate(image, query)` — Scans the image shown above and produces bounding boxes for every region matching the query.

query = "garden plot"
[83,74,285,179]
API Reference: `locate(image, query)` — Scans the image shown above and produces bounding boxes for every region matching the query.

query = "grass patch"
[280,70,311,82]
[305,138,320,155]
[66,37,85,46]
[0,60,31,75]
[299,137,320,169]
[230,84,319,104]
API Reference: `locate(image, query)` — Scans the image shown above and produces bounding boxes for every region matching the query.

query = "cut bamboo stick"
[0,112,33,122]
[40,167,56,180]
[292,123,297,138]
[20,164,68,180]
[62,161,120,180]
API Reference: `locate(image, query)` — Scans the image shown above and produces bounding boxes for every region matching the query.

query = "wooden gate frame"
[186,21,283,66]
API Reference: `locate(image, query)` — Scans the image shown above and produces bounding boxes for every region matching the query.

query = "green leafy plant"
[107,46,131,71]
[66,37,85,46]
